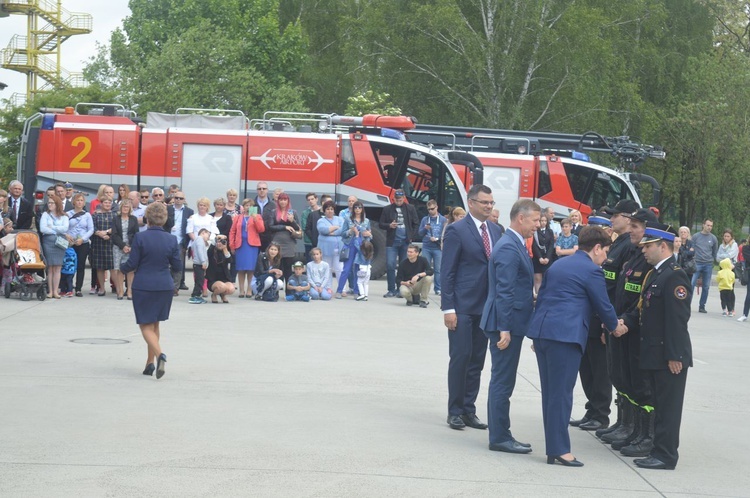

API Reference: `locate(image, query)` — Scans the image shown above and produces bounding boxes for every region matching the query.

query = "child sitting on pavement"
[189,228,210,304]
[306,247,332,300]
[286,261,311,302]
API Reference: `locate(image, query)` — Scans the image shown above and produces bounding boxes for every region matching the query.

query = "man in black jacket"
[171,191,194,291]
[7,180,34,230]
[397,244,434,307]
[379,189,419,298]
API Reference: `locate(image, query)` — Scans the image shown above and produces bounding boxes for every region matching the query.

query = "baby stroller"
[1,230,47,301]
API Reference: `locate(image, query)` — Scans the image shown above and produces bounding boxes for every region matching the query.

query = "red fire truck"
[407,124,665,222]
[17,104,482,277]
[16,104,663,276]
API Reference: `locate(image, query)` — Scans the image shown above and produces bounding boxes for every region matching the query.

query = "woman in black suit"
[111,199,139,300]
[121,202,181,379]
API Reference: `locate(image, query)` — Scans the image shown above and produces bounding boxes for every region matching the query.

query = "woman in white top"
[186,197,219,249]
[39,194,70,298]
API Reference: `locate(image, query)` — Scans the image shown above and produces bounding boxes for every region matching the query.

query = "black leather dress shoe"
[489,440,532,454]
[634,456,675,470]
[179,284,189,290]
[513,438,531,448]
[569,416,590,427]
[579,420,606,431]
[460,414,488,430]
[547,455,584,467]
[447,415,465,430]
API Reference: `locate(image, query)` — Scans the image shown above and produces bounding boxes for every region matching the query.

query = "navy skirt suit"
[526,251,619,457]
[120,226,182,324]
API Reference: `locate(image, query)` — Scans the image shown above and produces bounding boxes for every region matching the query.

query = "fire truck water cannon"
[580,131,666,171]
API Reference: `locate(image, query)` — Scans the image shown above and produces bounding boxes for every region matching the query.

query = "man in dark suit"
[442,185,503,431]
[7,180,34,230]
[618,222,692,470]
[526,226,622,466]
[170,191,194,291]
[480,198,540,453]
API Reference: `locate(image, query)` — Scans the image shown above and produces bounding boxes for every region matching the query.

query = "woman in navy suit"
[121,202,182,379]
[526,226,621,466]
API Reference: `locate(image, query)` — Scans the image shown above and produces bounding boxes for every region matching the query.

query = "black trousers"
[578,328,612,423]
[720,289,735,312]
[447,313,488,416]
[71,243,90,292]
[191,264,206,298]
[647,367,688,467]
[625,328,653,407]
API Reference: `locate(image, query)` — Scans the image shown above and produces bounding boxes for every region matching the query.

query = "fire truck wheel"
[369,226,387,280]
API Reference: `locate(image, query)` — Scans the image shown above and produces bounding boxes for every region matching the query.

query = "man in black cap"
[579,200,638,437]
[615,221,692,470]
[379,189,419,297]
[570,213,617,432]
[600,207,658,459]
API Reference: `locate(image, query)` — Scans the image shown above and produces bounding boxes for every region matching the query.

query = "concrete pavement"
[1,279,748,497]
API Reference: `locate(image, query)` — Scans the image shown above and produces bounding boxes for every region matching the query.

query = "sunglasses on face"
[174,196,184,200]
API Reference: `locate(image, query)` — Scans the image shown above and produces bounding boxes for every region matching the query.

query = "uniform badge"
[674,286,688,300]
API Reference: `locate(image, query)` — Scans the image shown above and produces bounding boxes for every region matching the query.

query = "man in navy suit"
[7,180,34,230]
[526,226,622,466]
[480,198,540,453]
[442,185,503,430]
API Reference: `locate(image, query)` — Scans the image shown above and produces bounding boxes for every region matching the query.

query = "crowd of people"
[0,179,731,464]
[443,187,699,471]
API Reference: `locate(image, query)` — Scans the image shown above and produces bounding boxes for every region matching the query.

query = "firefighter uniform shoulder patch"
[674,286,688,300]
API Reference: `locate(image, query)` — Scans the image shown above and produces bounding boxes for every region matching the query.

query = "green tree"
[99,0,309,117]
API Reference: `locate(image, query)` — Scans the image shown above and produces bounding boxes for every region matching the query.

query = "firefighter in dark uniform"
[616,222,692,470]
[571,200,638,435]
[600,208,658,456]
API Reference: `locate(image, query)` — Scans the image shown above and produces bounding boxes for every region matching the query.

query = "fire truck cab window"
[398,152,442,217]
[538,161,552,197]
[341,140,356,182]
[563,161,634,210]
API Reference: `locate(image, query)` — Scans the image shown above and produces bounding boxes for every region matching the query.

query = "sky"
[0,0,131,103]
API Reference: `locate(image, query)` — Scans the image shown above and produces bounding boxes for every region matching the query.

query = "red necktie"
[481,222,491,258]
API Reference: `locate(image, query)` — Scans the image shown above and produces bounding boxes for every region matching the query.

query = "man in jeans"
[691,219,718,313]
[379,189,419,297]
[418,199,446,295]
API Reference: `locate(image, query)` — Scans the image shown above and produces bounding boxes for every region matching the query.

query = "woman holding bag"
[39,194,69,298]
[336,201,372,298]
[263,193,302,283]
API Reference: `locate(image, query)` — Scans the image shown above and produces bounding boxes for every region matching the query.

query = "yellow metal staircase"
[0,0,93,104]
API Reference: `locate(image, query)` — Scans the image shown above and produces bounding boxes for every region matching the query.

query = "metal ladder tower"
[0,0,92,106]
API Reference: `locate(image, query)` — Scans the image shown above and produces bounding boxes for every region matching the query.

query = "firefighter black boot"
[611,405,643,450]
[601,401,633,443]
[620,410,655,457]
[597,395,622,438]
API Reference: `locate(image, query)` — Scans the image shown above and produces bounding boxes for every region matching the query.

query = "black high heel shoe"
[156,353,167,379]
[143,363,155,376]
[547,455,584,467]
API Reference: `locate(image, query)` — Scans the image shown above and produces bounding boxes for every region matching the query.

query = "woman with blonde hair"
[677,226,695,275]
[111,199,138,300]
[65,192,94,297]
[39,194,69,298]
[91,196,116,296]
[121,202,181,378]
[225,188,241,217]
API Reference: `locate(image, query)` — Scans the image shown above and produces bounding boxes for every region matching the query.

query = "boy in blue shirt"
[60,247,77,297]
[286,261,311,302]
